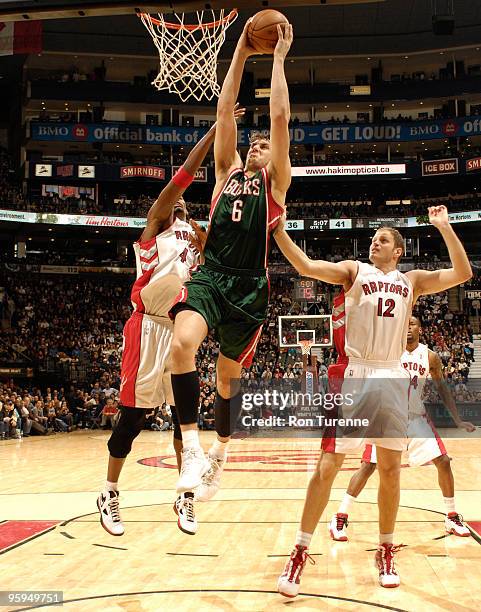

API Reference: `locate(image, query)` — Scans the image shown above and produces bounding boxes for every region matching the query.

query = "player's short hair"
[411,315,422,327]
[378,226,404,260]
[249,130,270,145]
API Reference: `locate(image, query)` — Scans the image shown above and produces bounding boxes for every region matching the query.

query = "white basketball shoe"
[176,447,211,494]
[329,513,349,541]
[277,544,315,598]
[97,490,125,536]
[195,453,227,502]
[445,513,471,537]
[375,543,402,588]
[174,492,197,535]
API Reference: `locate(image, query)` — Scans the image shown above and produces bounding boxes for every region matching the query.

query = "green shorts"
[170,261,268,367]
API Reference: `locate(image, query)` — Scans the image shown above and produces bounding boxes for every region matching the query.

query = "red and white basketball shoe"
[329,513,349,541]
[445,513,471,537]
[277,545,315,598]
[375,543,402,588]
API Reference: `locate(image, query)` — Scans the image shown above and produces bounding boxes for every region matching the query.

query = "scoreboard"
[293,279,324,302]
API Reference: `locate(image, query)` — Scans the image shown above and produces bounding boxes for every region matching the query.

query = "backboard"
[278,315,332,349]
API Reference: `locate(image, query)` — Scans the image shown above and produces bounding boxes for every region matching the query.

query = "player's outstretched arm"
[429,350,476,432]
[140,124,217,241]
[268,23,293,203]
[274,219,356,287]
[407,206,472,300]
[214,19,257,183]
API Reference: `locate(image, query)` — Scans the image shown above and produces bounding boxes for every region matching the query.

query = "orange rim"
[138,9,237,31]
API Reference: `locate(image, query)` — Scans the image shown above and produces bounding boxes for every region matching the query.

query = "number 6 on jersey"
[231,199,244,222]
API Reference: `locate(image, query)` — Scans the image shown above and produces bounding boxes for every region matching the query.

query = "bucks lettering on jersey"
[205,167,283,270]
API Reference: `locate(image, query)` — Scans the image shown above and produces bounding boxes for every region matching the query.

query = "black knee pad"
[170,404,182,441]
[108,406,146,458]
[214,393,242,438]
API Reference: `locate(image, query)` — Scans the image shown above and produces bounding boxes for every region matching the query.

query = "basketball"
[1,1,479,610]
[247,9,289,54]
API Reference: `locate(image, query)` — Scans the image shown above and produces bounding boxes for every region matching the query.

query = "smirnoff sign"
[120,166,166,180]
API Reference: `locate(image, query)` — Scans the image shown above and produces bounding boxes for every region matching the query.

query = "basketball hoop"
[299,340,314,356]
[139,9,238,102]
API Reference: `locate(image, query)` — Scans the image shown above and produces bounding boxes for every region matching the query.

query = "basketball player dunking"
[329,315,476,542]
[273,206,471,591]
[168,19,293,513]
[97,108,243,537]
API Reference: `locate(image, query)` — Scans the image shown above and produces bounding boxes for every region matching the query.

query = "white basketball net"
[300,340,314,356]
[140,10,238,102]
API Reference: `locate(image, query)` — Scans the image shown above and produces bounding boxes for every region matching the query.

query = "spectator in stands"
[201,402,215,430]
[101,397,119,429]
[158,405,173,431]
[3,401,21,438]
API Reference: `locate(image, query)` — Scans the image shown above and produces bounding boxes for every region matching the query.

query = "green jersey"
[204,167,284,271]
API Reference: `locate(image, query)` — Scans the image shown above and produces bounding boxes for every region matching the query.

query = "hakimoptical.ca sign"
[30,116,481,146]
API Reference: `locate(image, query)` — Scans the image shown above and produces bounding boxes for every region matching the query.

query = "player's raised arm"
[274,219,356,288]
[214,20,257,183]
[428,350,476,432]
[267,23,293,202]
[407,206,472,300]
[139,105,243,242]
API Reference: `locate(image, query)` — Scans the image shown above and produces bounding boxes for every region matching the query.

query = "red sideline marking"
[0,520,59,554]
[467,522,481,538]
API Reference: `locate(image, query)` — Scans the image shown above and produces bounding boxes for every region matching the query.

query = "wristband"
[172,166,194,189]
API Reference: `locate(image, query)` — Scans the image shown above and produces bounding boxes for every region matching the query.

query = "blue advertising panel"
[30,116,481,145]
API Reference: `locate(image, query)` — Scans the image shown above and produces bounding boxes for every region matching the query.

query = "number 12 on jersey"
[377,297,395,317]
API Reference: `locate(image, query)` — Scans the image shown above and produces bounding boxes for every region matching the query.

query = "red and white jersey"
[130,218,199,318]
[344,261,413,361]
[402,342,430,416]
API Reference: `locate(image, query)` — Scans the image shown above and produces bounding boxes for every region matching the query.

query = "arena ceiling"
[2,1,481,57]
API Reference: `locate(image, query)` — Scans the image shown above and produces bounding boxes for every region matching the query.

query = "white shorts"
[361,414,447,466]
[119,311,174,409]
[323,358,410,454]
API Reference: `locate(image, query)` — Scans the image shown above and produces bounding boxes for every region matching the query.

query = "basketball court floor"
[1,430,480,611]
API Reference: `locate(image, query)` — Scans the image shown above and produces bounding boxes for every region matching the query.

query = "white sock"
[295,530,312,548]
[210,437,228,458]
[379,533,393,545]
[182,429,201,449]
[105,480,118,492]
[339,493,356,515]
[444,497,456,514]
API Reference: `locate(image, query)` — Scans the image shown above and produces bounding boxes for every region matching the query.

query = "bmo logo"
[442,120,459,137]
[73,124,88,140]
[422,158,459,177]
[37,125,69,137]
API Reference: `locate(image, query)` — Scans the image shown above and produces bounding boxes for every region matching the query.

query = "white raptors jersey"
[130,218,199,318]
[402,343,430,416]
[344,261,413,361]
